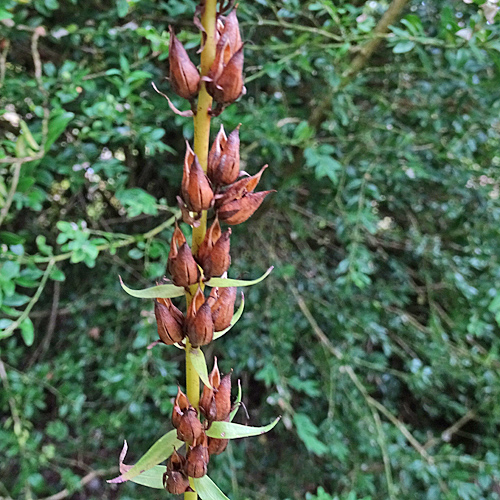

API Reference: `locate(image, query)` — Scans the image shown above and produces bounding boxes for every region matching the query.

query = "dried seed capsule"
[181,153,214,213]
[222,9,243,55]
[199,358,220,422]
[165,471,191,494]
[197,217,222,266]
[172,387,190,429]
[212,46,245,105]
[154,299,184,345]
[211,125,240,186]
[169,27,200,100]
[218,190,274,225]
[214,372,232,421]
[167,448,186,472]
[186,301,214,347]
[169,242,200,288]
[215,164,268,209]
[206,229,231,277]
[177,407,203,443]
[211,286,237,332]
[185,435,209,478]
[207,126,227,182]
[207,437,228,456]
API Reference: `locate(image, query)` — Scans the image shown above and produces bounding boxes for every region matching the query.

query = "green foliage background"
[1,0,500,499]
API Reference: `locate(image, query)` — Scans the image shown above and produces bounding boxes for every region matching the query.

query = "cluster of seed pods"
[164,361,231,494]
[155,3,274,495]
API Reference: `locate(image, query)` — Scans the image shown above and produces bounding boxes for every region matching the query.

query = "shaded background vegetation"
[1,0,500,499]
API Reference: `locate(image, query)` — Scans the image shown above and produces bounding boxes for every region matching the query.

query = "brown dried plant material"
[182,153,214,213]
[164,450,191,494]
[185,433,210,478]
[215,164,268,208]
[212,46,245,105]
[214,372,232,421]
[210,286,236,331]
[218,190,275,225]
[199,357,221,421]
[207,436,228,456]
[222,9,243,55]
[172,386,190,429]
[168,242,200,288]
[169,27,200,100]
[210,125,241,186]
[154,299,184,345]
[186,286,214,347]
[207,125,228,182]
[197,221,232,279]
[177,407,203,443]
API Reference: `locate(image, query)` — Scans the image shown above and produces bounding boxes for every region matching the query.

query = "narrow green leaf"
[107,430,183,483]
[393,41,415,54]
[206,417,280,440]
[117,0,129,18]
[213,293,244,341]
[206,267,273,288]
[45,112,74,151]
[20,317,35,346]
[20,120,40,151]
[131,465,164,489]
[194,475,230,500]
[189,347,211,389]
[229,379,242,422]
[119,276,185,299]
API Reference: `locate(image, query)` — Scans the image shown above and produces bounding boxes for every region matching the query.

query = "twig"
[0,160,21,227]
[287,283,434,464]
[37,468,117,500]
[342,0,411,81]
[27,281,61,368]
[423,409,477,451]
[0,260,54,339]
[252,18,342,42]
[0,38,10,90]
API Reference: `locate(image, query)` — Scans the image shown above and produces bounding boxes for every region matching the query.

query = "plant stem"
[185,2,218,498]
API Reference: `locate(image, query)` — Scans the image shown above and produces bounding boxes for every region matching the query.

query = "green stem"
[185,2,218,499]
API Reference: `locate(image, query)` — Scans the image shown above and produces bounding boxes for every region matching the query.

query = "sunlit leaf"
[194,475,230,500]
[131,465,164,489]
[107,431,183,483]
[189,346,211,388]
[206,417,280,440]
[119,276,185,299]
[206,267,273,288]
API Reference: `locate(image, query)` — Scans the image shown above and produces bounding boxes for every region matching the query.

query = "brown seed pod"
[218,190,274,225]
[199,358,221,422]
[196,217,222,266]
[222,9,243,55]
[169,242,200,288]
[168,27,200,100]
[177,407,203,443]
[154,299,184,345]
[208,126,227,182]
[186,302,214,347]
[211,125,240,186]
[207,437,228,456]
[185,434,209,478]
[165,471,191,494]
[182,154,214,213]
[212,46,245,105]
[214,372,232,421]
[215,164,268,209]
[172,387,190,429]
[211,286,237,332]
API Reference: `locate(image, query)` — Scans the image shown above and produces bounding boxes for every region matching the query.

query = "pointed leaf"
[206,267,273,288]
[119,276,185,299]
[229,379,242,422]
[194,475,230,500]
[131,465,165,489]
[107,430,183,483]
[206,417,280,440]
[189,346,211,389]
[213,293,244,340]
